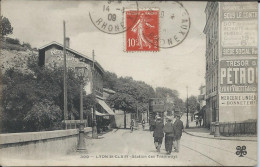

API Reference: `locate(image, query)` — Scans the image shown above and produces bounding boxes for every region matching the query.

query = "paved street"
[7,124,255,166]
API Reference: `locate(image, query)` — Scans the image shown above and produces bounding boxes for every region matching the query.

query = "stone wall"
[0,128,92,160]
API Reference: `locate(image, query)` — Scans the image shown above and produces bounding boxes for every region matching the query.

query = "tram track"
[181,144,224,166]
[183,138,257,162]
[147,131,224,165]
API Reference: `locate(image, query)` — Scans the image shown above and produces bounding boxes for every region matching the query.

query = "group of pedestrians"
[130,119,146,132]
[153,115,184,155]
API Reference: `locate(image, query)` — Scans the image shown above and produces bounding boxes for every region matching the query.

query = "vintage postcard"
[0,0,258,166]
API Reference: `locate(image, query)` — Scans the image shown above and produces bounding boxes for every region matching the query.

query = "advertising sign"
[219,59,257,106]
[220,59,257,93]
[149,98,165,112]
[220,2,258,57]
[219,93,257,106]
[45,48,87,68]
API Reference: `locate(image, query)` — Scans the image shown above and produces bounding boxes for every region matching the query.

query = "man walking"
[163,118,174,154]
[142,119,145,130]
[153,117,164,152]
[130,119,134,132]
[199,116,202,127]
[173,114,184,153]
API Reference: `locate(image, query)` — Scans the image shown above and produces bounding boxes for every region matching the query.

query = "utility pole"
[147,103,149,123]
[136,102,138,123]
[63,21,68,127]
[92,50,98,139]
[186,86,189,128]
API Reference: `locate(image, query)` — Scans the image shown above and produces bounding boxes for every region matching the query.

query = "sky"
[2,0,207,100]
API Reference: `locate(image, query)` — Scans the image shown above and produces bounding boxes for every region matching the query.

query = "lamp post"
[214,100,220,137]
[63,21,68,127]
[186,86,189,128]
[92,50,98,139]
[75,66,88,151]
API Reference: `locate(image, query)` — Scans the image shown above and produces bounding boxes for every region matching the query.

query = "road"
[4,125,257,166]
[52,124,257,166]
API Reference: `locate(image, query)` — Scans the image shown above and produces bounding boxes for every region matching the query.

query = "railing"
[210,121,257,136]
[63,120,88,129]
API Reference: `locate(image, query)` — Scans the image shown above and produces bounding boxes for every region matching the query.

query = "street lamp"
[75,66,88,152]
[186,86,189,128]
[92,50,98,139]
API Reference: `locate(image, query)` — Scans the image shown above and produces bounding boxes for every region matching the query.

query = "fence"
[63,120,88,129]
[210,121,257,136]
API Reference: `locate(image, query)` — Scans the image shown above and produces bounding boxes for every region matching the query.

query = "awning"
[97,99,115,115]
[95,110,110,116]
[194,111,199,115]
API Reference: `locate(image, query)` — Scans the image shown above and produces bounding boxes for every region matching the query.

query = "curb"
[184,130,257,142]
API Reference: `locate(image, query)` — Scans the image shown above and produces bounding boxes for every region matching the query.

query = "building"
[204,2,257,134]
[38,40,115,130]
[198,85,207,127]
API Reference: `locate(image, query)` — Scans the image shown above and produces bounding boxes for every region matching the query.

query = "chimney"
[65,37,70,48]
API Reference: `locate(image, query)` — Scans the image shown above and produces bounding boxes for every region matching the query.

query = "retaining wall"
[0,127,92,160]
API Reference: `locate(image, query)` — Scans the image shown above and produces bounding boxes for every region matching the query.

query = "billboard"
[220,2,258,57]
[219,2,258,108]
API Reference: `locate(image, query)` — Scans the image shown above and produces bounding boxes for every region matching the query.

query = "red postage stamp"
[126,9,159,52]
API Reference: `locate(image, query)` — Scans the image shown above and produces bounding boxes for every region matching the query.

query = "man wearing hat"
[163,117,175,154]
[153,117,164,152]
[173,114,184,153]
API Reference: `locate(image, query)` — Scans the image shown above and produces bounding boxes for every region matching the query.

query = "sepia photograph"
[0,0,258,166]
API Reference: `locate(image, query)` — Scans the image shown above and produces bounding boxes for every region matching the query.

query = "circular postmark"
[139,1,191,48]
[89,1,138,34]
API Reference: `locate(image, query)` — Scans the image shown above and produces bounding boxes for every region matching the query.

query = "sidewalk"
[184,127,257,142]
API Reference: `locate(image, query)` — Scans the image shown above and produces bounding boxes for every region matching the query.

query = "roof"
[103,88,116,94]
[39,41,104,74]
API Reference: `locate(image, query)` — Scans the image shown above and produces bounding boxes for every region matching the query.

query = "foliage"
[6,37,20,45]
[103,71,118,90]
[155,87,179,99]
[1,16,13,36]
[107,93,136,112]
[22,42,32,49]
[174,98,186,113]
[104,72,155,113]
[155,87,185,113]
[1,54,95,133]
[23,100,62,131]
[2,42,27,51]
[185,95,200,114]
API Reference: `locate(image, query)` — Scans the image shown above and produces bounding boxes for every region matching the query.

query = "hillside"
[0,41,37,74]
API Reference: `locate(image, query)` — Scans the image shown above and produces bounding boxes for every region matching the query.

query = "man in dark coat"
[163,118,174,154]
[173,115,184,153]
[153,117,164,152]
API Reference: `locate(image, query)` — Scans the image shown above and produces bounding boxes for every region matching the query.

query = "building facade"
[204,2,258,127]
[198,85,207,127]
[204,2,219,125]
[38,41,115,125]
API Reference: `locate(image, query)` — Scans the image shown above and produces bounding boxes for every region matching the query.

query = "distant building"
[204,2,257,131]
[38,40,115,127]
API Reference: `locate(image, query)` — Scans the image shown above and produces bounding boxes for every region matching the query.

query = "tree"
[23,100,62,131]
[107,93,136,128]
[174,98,186,114]
[1,54,95,132]
[103,71,118,90]
[155,87,179,99]
[1,16,13,36]
[185,96,200,114]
